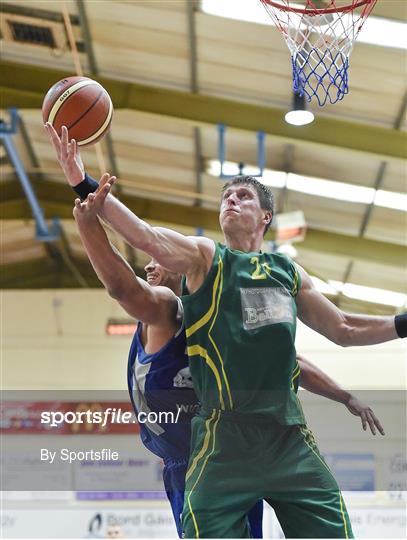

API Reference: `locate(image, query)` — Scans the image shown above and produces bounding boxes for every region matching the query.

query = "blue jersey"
[127,304,199,460]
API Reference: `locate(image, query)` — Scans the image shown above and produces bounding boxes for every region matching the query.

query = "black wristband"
[394,313,407,338]
[73,172,99,200]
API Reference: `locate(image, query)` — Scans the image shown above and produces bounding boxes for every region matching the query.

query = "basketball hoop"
[259,0,377,105]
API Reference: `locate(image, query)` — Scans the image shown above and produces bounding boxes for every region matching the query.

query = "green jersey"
[181,241,305,424]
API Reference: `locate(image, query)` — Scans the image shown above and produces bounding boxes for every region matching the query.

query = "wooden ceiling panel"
[295,249,349,282]
[199,61,291,104]
[87,2,188,34]
[352,41,405,78]
[121,184,197,208]
[198,38,290,76]
[286,192,367,236]
[117,158,194,187]
[382,161,407,194]
[196,12,284,50]
[364,206,407,245]
[113,128,194,156]
[90,22,188,59]
[290,144,381,188]
[114,128,194,155]
[351,260,407,294]
[324,87,403,127]
[362,0,406,21]
[0,40,88,74]
[113,110,193,138]
[1,221,33,244]
[94,44,189,88]
[130,1,185,12]
[114,142,194,170]
[118,174,198,198]
[3,0,77,12]
[1,241,45,265]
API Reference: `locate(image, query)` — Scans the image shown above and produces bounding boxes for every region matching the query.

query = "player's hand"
[45,123,85,186]
[345,395,385,436]
[73,173,115,221]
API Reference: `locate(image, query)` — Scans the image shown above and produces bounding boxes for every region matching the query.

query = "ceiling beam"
[0,256,145,289]
[1,179,405,270]
[1,61,405,161]
[297,230,405,269]
[0,257,96,288]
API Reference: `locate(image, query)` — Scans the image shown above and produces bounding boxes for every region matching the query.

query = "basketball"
[42,76,113,146]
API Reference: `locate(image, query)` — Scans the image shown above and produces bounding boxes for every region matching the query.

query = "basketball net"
[259,0,377,105]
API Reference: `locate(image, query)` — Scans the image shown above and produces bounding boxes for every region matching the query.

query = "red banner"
[0,401,140,434]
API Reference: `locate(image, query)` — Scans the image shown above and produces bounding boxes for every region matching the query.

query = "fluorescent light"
[374,190,407,212]
[311,276,339,295]
[285,110,314,126]
[357,15,407,50]
[261,170,287,188]
[285,92,315,126]
[207,159,238,176]
[329,280,345,293]
[206,160,287,188]
[207,159,266,177]
[314,278,406,308]
[287,174,375,204]
[330,281,407,307]
[207,162,406,212]
[201,0,407,51]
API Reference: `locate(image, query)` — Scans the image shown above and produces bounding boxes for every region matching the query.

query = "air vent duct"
[0,14,67,49]
[9,21,55,47]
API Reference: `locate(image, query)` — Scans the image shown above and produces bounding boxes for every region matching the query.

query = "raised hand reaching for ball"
[73,173,116,222]
[45,123,85,186]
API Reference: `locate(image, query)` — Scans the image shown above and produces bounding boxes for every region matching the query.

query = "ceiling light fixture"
[206,161,406,212]
[285,93,315,126]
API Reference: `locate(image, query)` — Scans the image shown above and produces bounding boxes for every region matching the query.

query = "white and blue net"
[259,0,376,106]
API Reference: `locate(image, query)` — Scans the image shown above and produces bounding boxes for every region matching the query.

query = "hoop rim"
[261,0,374,15]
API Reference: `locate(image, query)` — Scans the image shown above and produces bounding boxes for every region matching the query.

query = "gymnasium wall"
[2,289,405,391]
[2,289,406,538]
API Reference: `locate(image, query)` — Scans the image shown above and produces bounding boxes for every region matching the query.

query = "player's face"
[219,184,268,235]
[144,259,168,287]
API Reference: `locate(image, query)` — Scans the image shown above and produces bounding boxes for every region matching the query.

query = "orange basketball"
[42,76,113,146]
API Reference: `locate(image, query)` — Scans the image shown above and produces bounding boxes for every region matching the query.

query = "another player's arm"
[296,267,402,346]
[73,178,178,326]
[297,354,384,435]
[45,123,214,278]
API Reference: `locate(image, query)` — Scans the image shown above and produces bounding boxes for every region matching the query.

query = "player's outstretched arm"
[45,124,214,277]
[297,354,384,435]
[296,266,405,346]
[95,181,215,278]
[73,174,179,328]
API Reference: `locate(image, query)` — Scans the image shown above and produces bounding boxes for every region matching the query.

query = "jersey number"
[250,257,272,280]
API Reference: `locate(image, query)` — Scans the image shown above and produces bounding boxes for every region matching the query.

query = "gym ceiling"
[0,0,406,314]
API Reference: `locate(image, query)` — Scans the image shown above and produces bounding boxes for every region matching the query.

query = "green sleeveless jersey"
[181,241,305,424]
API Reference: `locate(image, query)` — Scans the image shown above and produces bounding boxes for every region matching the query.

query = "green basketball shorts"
[182,410,353,538]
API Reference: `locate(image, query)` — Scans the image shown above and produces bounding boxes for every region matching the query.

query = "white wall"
[1,290,406,390]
